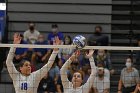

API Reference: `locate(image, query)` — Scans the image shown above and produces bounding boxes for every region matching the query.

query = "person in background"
[56,76,64,93]
[48,24,64,45]
[31,34,51,69]
[24,22,40,44]
[58,35,73,61]
[67,55,82,81]
[95,49,114,75]
[96,62,110,79]
[93,67,110,93]
[55,58,65,93]
[83,66,91,84]
[14,33,28,64]
[48,56,60,86]
[88,25,109,46]
[37,72,56,93]
[118,57,140,93]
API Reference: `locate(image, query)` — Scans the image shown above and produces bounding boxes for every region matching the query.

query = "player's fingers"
[54,36,58,44]
[75,50,80,57]
[14,33,18,38]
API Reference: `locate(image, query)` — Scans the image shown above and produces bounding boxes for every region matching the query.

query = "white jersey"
[23,29,40,44]
[93,77,110,93]
[60,56,96,93]
[6,47,58,93]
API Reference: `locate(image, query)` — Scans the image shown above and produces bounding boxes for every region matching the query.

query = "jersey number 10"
[21,83,28,90]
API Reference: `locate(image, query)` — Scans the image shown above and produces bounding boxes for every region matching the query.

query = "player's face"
[20,61,31,76]
[72,72,83,87]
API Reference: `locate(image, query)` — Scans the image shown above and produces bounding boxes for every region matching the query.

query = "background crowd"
[0,22,140,93]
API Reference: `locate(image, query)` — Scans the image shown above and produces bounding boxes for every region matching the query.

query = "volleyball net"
[0,44,140,93]
[0,44,140,50]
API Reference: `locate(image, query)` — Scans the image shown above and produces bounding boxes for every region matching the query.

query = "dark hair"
[19,59,30,67]
[126,56,133,63]
[20,34,23,38]
[52,24,58,28]
[54,56,59,66]
[64,35,72,44]
[18,60,30,72]
[95,25,102,31]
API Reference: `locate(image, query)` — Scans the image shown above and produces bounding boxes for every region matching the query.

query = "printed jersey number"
[21,83,28,90]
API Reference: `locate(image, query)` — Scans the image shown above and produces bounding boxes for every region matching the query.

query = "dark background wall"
[7,0,112,41]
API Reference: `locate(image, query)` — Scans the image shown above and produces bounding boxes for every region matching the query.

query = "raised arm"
[60,55,73,89]
[34,50,59,79]
[34,36,60,80]
[6,33,21,79]
[83,50,97,89]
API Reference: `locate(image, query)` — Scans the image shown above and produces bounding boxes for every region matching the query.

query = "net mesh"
[0,46,140,93]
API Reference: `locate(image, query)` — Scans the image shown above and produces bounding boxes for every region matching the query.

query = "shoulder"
[48,32,53,36]
[24,30,29,34]
[132,68,139,73]
[122,68,126,72]
[104,68,110,73]
[34,30,40,34]
[58,32,64,37]
[104,77,110,81]
[58,32,63,34]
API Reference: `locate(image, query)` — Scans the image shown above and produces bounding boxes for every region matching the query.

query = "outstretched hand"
[53,36,61,45]
[53,36,61,51]
[70,50,80,61]
[85,49,94,58]
[13,33,21,44]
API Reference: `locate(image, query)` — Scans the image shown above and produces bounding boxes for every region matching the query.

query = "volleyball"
[73,35,86,49]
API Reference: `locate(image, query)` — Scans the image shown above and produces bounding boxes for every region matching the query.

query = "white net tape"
[0,44,139,50]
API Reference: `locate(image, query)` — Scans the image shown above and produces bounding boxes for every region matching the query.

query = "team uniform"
[60,56,96,93]
[6,47,58,93]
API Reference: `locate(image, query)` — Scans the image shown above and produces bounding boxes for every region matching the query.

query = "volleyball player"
[6,33,60,93]
[60,49,96,93]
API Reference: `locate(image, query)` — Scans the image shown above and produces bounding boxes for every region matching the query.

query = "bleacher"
[111,0,140,92]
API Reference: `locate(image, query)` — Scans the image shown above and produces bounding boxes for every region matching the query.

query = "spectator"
[24,22,40,44]
[13,33,28,64]
[93,67,110,93]
[56,59,70,93]
[37,72,56,93]
[83,66,91,84]
[97,62,110,79]
[48,24,64,45]
[56,76,64,93]
[67,56,82,81]
[31,34,51,69]
[118,57,140,93]
[94,49,114,74]
[79,50,91,69]
[58,35,73,61]
[49,57,60,84]
[88,25,109,46]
